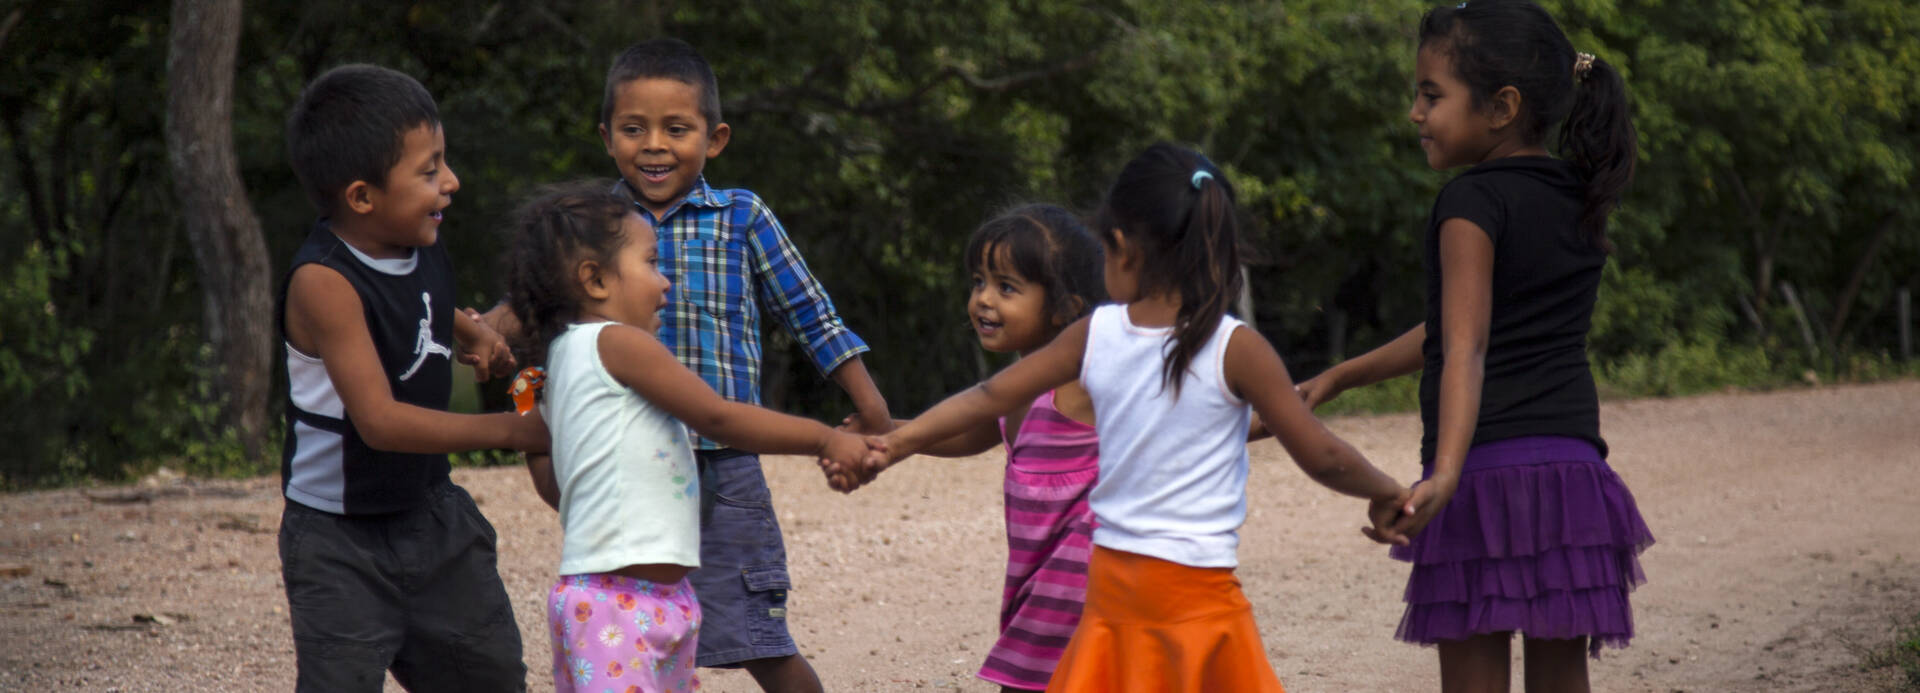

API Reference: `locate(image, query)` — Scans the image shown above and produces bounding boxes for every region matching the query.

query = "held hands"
[1294,374,1342,410]
[1360,475,1460,546]
[1362,486,1415,547]
[456,307,517,381]
[816,429,886,493]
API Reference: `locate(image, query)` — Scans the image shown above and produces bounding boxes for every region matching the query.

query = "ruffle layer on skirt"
[1389,440,1652,657]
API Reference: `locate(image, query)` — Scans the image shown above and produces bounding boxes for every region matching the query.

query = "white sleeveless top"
[1080,304,1252,568]
[540,321,701,573]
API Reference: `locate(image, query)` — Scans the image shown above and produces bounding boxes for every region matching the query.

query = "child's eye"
[622,126,642,136]
[667,125,690,136]
[999,282,1017,294]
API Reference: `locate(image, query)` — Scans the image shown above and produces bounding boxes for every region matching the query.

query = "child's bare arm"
[526,453,560,510]
[878,318,1088,464]
[285,265,548,454]
[894,418,1003,459]
[1224,326,1402,503]
[597,324,865,469]
[1297,323,1426,409]
[829,356,893,434]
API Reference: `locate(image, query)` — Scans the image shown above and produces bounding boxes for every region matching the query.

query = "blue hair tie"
[1191,170,1214,190]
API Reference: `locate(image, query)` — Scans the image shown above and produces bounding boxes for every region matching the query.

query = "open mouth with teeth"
[638,165,673,183]
[429,210,444,220]
[975,316,1003,335]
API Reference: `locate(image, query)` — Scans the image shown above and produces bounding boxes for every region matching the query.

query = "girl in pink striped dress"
[881,204,1107,691]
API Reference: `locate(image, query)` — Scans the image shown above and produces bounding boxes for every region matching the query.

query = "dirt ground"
[3,380,1917,692]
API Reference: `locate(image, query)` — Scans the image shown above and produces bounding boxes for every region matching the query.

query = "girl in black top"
[1298,1,1653,691]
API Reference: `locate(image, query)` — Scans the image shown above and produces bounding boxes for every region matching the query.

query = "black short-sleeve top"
[1418,156,1608,463]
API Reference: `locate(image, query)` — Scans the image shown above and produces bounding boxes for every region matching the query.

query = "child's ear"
[1056,295,1090,326]
[705,122,730,159]
[577,259,611,300]
[1109,229,1141,270]
[599,122,615,157]
[1488,86,1523,130]
[342,180,376,215]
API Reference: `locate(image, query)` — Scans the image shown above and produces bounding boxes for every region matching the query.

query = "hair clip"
[1456,1,1468,8]
[1191,170,1214,190]
[1573,52,1596,80]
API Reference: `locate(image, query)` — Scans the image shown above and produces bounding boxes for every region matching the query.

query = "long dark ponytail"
[1093,143,1242,396]
[503,180,635,368]
[1558,54,1636,250]
[1420,0,1638,249]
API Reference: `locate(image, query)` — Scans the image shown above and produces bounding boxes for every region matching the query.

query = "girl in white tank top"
[501,182,879,693]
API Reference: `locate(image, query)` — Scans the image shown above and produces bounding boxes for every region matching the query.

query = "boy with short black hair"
[600,38,890,692]
[278,63,546,693]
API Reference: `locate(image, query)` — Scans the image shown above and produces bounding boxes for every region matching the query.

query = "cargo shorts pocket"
[743,564,793,646]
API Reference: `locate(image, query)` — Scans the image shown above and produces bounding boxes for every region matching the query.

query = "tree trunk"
[1825,212,1897,343]
[165,0,273,461]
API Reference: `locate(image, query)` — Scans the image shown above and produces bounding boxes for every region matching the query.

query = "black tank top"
[276,222,454,514]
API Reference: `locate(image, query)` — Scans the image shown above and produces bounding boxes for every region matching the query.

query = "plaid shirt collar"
[614,176,731,223]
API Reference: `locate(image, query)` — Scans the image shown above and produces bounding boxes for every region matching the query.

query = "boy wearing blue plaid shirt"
[594,38,888,692]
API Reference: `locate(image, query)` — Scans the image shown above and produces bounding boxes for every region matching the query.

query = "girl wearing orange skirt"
[865,144,1412,692]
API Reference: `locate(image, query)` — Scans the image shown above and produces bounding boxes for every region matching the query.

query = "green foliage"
[2,0,1917,486]
[1318,374,1422,417]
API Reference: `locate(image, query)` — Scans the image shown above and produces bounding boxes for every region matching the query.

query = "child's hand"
[456,306,516,381]
[1386,475,1459,540]
[1294,375,1341,410]
[817,429,872,493]
[1361,487,1414,546]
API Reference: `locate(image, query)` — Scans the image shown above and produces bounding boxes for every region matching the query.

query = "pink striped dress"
[979,389,1099,690]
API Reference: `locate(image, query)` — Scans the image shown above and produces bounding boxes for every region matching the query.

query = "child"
[875,204,1107,692]
[277,64,547,692]
[499,181,876,693]
[1296,1,1654,689]
[600,38,889,691]
[862,144,1410,692]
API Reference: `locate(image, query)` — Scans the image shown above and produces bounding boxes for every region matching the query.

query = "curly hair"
[503,180,636,368]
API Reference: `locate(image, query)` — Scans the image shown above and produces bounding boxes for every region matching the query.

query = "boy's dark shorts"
[278,481,525,693]
[690,449,801,668]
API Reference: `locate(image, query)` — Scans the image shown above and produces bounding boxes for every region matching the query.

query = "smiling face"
[1409,44,1502,171]
[968,247,1053,355]
[358,123,458,257]
[599,77,730,219]
[583,212,672,332]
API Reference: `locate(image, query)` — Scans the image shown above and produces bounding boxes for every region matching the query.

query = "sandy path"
[2,380,1916,692]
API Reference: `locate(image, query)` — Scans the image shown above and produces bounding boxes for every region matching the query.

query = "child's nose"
[444,163,461,193]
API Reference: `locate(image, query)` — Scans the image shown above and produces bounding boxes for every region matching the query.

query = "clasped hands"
[815,415,898,493]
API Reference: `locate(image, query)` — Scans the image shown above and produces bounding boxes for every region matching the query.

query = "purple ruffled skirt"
[1390,436,1652,656]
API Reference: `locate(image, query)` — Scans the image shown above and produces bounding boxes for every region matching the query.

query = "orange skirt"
[1046,546,1284,692]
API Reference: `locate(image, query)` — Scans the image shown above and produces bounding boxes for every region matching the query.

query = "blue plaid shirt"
[616,178,869,449]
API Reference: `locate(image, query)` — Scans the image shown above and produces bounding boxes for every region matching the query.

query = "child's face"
[358,123,459,256]
[1409,45,1499,170]
[969,249,1052,355]
[590,213,672,333]
[599,78,730,219]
